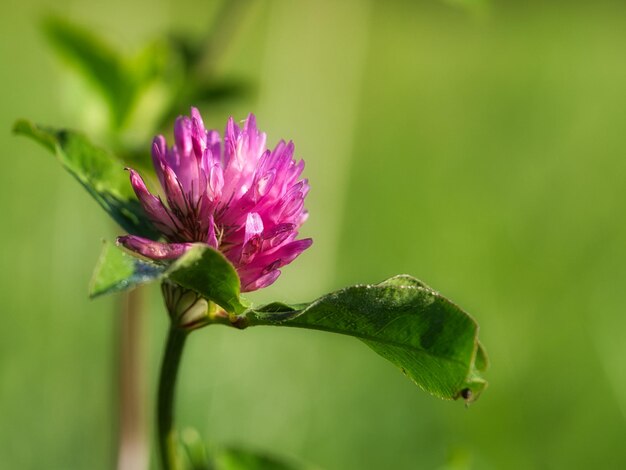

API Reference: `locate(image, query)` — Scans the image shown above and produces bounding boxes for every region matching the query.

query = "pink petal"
[238,237,312,289]
[223,117,240,169]
[174,116,193,157]
[162,164,188,214]
[240,212,264,264]
[128,169,179,237]
[206,130,221,165]
[190,107,205,129]
[207,161,224,199]
[242,113,267,158]
[206,214,219,248]
[267,238,313,267]
[254,167,276,200]
[242,269,281,292]
[191,117,207,160]
[117,235,192,260]
[151,135,167,188]
[263,223,295,249]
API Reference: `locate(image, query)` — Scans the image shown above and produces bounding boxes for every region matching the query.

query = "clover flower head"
[118,108,312,292]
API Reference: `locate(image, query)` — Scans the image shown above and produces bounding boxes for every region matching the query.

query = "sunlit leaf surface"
[245,275,487,401]
[89,241,165,298]
[166,244,249,315]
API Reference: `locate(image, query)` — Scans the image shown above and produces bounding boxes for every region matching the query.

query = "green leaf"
[14,119,158,238]
[155,78,250,134]
[86,241,248,311]
[89,241,166,298]
[166,33,203,73]
[475,341,489,373]
[166,245,248,315]
[193,79,251,105]
[180,428,212,470]
[179,427,316,470]
[42,16,137,128]
[216,446,314,470]
[244,275,488,402]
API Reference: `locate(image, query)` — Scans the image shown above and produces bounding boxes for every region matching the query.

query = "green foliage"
[90,237,487,401]
[13,120,158,238]
[90,242,249,315]
[245,275,487,401]
[90,240,487,402]
[42,15,249,139]
[215,447,311,470]
[157,78,252,132]
[43,16,143,129]
[180,428,316,470]
[166,245,249,315]
[89,242,488,402]
[91,240,489,402]
[89,241,165,298]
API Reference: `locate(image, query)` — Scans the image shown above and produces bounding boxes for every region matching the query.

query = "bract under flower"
[117,108,312,292]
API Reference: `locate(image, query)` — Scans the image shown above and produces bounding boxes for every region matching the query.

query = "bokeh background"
[2,0,626,468]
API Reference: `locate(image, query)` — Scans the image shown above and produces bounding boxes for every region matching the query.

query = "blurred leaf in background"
[180,427,318,470]
[43,16,150,131]
[42,3,252,168]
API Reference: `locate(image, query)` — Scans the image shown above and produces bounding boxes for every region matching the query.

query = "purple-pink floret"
[117,107,312,292]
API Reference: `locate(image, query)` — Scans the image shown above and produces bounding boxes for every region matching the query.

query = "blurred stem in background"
[41,2,254,468]
[116,289,149,470]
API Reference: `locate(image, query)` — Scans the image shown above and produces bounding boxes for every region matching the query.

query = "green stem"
[157,325,188,470]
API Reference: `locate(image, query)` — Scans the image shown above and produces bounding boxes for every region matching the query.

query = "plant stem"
[157,325,188,470]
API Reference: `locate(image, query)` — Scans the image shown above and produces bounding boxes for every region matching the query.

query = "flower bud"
[161,282,214,331]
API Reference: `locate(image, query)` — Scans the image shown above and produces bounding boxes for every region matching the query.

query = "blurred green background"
[2,0,626,468]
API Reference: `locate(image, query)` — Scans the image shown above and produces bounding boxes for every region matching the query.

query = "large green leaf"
[166,245,249,315]
[89,241,166,298]
[87,237,488,401]
[42,16,137,128]
[243,275,487,401]
[14,119,158,238]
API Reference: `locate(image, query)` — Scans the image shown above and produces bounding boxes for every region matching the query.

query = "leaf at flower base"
[89,241,166,298]
[243,275,488,402]
[42,16,137,128]
[166,244,249,315]
[14,119,159,239]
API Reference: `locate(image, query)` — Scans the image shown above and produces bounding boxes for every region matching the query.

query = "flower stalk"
[157,322,188,470]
